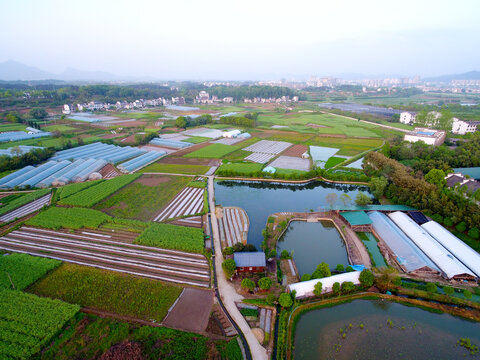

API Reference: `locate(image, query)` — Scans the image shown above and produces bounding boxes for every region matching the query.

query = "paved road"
[207,176,268,360]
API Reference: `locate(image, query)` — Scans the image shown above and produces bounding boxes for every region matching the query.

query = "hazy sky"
[1,0,480,80]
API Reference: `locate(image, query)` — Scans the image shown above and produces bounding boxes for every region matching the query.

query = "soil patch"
[135,175,171,186]
[100,340,143,360]
[281,144,308,157]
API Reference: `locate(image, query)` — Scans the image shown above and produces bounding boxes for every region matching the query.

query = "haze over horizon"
[1,0,480,81]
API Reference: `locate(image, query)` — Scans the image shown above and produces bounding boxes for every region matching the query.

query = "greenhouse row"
[0,131,52,143]
[0,145,45,157]
[52,142,146,164]
[149,137,192,149]
[118,150,166,173]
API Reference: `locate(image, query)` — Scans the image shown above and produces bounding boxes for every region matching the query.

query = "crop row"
[55,179,104,201]
[0,189,51,216]
[0,253,61,291]
[27,207,111,230]
[58,174,140,207]
[184,144,239,158]
[0,289,79,359]
[136,223,205,253]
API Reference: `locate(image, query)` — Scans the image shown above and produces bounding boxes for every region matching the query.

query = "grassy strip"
[58,174,140,207]
[140,162,210,175]
[0,189,51,216]
[184,144,239,158]
[0,289,79,359]
[0,253,61,290]
[136,223,204,253]
[27,263,182,322]
[324,156,347,169]
[26,207,111,230]
[217,162,264,176]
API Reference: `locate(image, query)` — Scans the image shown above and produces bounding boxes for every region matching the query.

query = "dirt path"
[208,176,268,360]
[319,111,410,133]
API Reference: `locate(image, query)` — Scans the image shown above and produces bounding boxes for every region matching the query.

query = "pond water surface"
[294,299,480,360]
[277,221,349,276]
[214,180,371,249]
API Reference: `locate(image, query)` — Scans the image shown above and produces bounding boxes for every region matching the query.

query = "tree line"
[0,148,55,173]
[207,85,296,100]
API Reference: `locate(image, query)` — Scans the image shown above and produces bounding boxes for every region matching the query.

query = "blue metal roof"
[234,252,266,268]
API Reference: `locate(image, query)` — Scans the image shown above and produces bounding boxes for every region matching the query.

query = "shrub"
[341,281,356,294]
[431,214,443,223]
[443,286,454,295]
[241,278,256,292]
[346,265,354,272]
[278,293,293,308]
[315,262,331,278]
[332,282,341,295]
[244,244,257,252]
[266,293,276,306]
[222,259,236,279]
[233,243,245,252]
[258,277,272,290]
[443,217,454,227]
[468,227,480,239]
[456,221,467,233]
[223,247,234,256]
[269,249,277,258]
[426,283,437,293]
[392,277,402,286]
[463,289,473,299]
[359,269,374,288]
[301,274,312,282]
[280,250,290,259]
[335,264,345,272]
[313,281,323,297]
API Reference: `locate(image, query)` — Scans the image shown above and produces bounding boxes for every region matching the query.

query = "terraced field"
[0,226,210,287]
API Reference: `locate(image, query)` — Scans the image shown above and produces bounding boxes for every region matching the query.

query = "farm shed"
[368,211,439,273]
[340,211,372,231]
[234,252,266,273]
[422,221,480,278]
[388,211,476,280]
[287,271,361,299]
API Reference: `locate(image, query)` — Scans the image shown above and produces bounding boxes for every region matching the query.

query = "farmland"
[0,289,79,359]
[27,263,183,322]
[140,162,210,174]
[0,189,51,216]
[26,207,111,229]
[306,136,384,156]
[184,143,239,158]
[182,136,211,144]
[324,156,347,169]
[54,179,104,201]
[58,174,140,207]
[135,223,205,253]
[154,186,206,221]
[0,253,60,290]
[95,175,191,221]
[217,163,264,176]
[0,193,51,223]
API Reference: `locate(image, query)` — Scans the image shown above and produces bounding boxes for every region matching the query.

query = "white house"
[451,118,480,135]
[399,112,415,124]
[404,128,446,146]
[62,104,71,115]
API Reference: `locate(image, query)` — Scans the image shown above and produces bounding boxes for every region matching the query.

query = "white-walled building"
[451,118,480,135]
[399,112,416,124]
[404,128,446,146]
[62,104,71,115]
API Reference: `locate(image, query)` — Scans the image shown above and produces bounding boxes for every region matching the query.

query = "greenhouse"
[0,161,58,189]
[388,211,476,280]
[368,211,439,273]
[149,137,192,149]
[0,145,45,157]
[37,160,86,188]
[72,159,107,182]
[118,151,166,173]
[19,160,71,188]
[0,131,51,143]
[0,166,35,186]
[422,221,480,278]
[52,158,97,185]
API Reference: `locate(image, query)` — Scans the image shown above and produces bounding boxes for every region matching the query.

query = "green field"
[0,123,26,132]
[27,207,111,230]
[0,254,61,291]
[38,313,241,360]
[184,144,239,158]
[306,136,384,156]
[136,223,205,253]
[324,156,347,169]
[140,162,210,175]
[0,289,79,359]
[94,175,190,221]
[0,189,51,216]
[182,136,210,144]
[44,124,76,132]
[217,162,264,176]
[58,174,140,207]
[274,168,309,176]
[27,263,182,323]
[54,180,104,201]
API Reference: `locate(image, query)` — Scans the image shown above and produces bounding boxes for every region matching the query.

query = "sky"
[1,0,480,80]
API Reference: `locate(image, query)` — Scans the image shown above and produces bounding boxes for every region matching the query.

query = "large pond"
[294,299,480,360]
[277,221,349,276]
[214,180,371,249]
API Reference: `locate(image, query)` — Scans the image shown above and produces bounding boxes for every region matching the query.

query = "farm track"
[154,186,205,222]
[0,194,52,223]
[0,227,210,287]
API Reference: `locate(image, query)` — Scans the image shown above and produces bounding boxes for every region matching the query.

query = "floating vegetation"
[359,323,364,329]
[387,318,394,328]
[457,338,479,356]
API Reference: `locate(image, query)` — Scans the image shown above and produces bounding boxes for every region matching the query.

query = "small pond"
[277,221,349,276]
[294,298,480,360]
[214,180,372,249]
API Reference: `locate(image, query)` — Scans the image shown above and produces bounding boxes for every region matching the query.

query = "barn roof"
[341,211,372,226]
[234,252,266,267]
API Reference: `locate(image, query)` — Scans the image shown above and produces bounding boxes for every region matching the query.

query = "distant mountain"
[425,71,480,82]
[0,60,55,81]
[58,67,121,81]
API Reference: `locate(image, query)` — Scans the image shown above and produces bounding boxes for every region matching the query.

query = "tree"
[456,222,467,233]
[359,269,374,288]
[424,169,446,188]
[325,193,338,208]
[30,108,48,120]
[335,264,345,272]
[266,293,276,305]
[222,259,236,279]
[241,278,255,292]
[341,281,356,294]
[280,250,290,259]
[332,282,341,295]
[233,243,245,252]
[278,293,293,308]
[269,249,277,258]
[175,116,187,129]
[5,112,22,123]
[355,192,372,206]
[222,247,234,256]
[443,286,454,295]
[258,277,272,290]
[467,227,480,239]
[314,262,331,278]
[313,281,323,297]
[301,274,312,282]
[438,110,454,132]
[369,177,388,199]
[339,193,351,207]
[345,265,354,272]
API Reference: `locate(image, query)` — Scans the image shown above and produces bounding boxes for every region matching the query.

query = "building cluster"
[62,97,186,114]
[400,111,480,135]
[445,173,480,194]
[194,90,298,104]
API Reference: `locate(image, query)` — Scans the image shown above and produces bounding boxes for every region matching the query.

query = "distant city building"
[404,128,446,146]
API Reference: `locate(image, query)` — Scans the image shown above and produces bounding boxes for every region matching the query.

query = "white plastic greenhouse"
[287,271,361,299]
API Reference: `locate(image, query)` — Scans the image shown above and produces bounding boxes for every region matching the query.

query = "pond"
[294,298,480,360]
[277,221,349,276]
[214,180,371,249]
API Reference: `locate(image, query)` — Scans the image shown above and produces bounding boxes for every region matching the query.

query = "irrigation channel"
[214,180,371,249]
[293,298,480,360]
[277,221,349,276]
